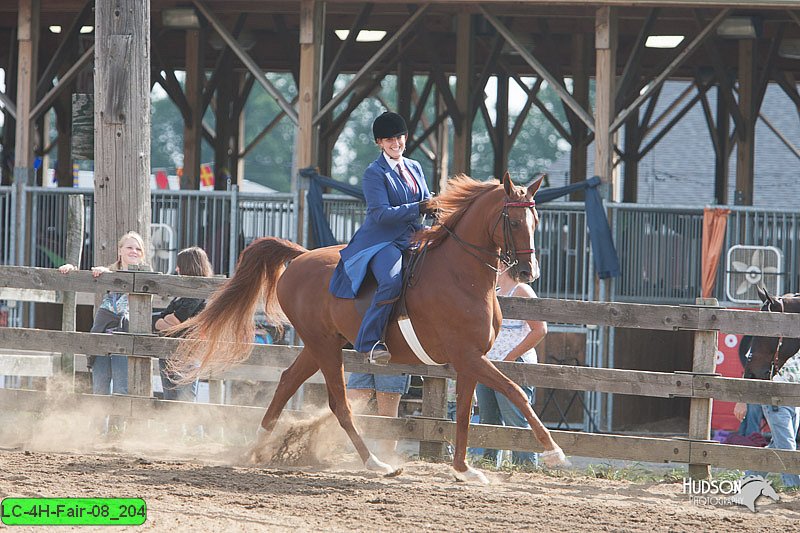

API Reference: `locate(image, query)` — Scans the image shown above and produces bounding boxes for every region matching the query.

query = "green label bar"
[1,498,146,526]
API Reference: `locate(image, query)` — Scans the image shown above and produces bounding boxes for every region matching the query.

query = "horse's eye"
[510,220,520,229]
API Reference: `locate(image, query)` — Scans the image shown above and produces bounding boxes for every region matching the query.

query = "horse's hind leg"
[250,348,320,462]
[313,346,395,474]
[457,356,567,467]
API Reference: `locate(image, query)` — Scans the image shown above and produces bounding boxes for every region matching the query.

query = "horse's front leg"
[451,375,489,484]
[463,356,569,469]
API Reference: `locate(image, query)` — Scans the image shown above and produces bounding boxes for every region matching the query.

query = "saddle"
[353,245,443,365]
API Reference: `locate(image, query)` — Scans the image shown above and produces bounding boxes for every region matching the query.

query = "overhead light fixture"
[779,38,800,60]
[645,35,684,49]
[79,26,93,34]
[334,30,386,42]
[162,8,200,29]
[716,17,760,39]
[48,25,62,34]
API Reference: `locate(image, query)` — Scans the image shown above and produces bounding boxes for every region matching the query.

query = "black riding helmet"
[373,111,407,140]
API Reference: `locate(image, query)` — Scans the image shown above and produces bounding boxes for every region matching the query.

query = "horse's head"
[743,286,800,379]
[495,171,544,283]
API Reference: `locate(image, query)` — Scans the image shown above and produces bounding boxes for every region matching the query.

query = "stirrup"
[366,342,391,366]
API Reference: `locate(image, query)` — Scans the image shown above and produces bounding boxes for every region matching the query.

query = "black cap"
[372,112,407,140]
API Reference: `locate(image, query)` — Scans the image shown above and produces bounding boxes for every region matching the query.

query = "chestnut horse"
[173,172,566,481]
[742,286,800,380]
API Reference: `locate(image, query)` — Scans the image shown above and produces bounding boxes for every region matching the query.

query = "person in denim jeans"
[736,350,800,488]
[59,231,146,395]
[476,269,547,467]
[154,247,214,402]
[347,372,411,458]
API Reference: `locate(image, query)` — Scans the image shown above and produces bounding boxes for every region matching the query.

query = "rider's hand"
[418,199,436,216]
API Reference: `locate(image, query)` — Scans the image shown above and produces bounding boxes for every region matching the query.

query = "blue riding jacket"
[329,153,431,299]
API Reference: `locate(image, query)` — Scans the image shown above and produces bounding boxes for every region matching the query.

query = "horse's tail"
[171,237,307,381]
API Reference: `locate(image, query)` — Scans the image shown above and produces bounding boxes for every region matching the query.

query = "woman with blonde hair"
[59,231,147,395]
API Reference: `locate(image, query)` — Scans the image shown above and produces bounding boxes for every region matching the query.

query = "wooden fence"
[2,265,800,478]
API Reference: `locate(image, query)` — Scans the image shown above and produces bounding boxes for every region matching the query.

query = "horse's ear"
[527,173,546,199]
[502,171,515,196]
[758,285,773,305]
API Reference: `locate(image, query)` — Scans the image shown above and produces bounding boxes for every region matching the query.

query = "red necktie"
[397,163,418,195]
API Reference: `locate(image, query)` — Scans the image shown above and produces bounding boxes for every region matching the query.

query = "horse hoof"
[540,447,571,468]
[365,453,394,475]
[452,466,489,485]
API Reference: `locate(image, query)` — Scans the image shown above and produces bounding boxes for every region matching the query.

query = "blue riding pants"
[354,244,403,353]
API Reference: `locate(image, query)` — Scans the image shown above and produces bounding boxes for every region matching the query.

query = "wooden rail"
[1,265,799,476]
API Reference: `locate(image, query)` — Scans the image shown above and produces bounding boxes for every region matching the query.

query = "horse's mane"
[413,174,500,248]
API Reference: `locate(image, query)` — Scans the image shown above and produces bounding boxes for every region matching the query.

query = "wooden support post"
[182,28,203,190]
[494,72,509,180]
[95,0,152,397]
[570,33,590,200]
[127,265,153,398]
[435,93,449,193]
[451,12,472,179]
[56,194,84,391]
[294,0,323,247]
[688,297,719,480]
[714,86,730,205]
[594,7,617,196]
[622,110,640,203]
[14,0,38,174]
[419,376,447,459]
[735,39,755,206]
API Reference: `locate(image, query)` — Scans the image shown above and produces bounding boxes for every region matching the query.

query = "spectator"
[154,246,213,401]
[59,231,146,395]
[347,372,411,458]
[476,268,547,467]
[735,349,800,488]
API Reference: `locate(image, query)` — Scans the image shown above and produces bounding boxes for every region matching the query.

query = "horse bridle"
[441,200,537,274]
[752,297,786,379]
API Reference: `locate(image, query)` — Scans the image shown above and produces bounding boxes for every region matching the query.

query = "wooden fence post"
[55,194,84,392]
[127,265,153,398]
[688,297,718,479]
[419,376,447,459]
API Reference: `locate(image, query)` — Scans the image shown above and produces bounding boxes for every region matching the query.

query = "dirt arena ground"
[1,404,799,533]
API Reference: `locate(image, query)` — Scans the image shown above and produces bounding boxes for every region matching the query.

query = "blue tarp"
[302,168,620,279]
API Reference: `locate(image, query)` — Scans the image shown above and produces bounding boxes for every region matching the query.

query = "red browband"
[505,201,536,207]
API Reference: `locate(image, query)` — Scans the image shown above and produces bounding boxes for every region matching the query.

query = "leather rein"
[440,200,537,274]
[766,298,786,380]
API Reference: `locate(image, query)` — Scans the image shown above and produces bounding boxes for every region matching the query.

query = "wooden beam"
[315,4,429,126]
[29,45,93,123]
[200,14,246,115]
[734,38,755,206]
[594,6,616,188]
[193,0,298,125]
[320,3,372,92]
[615,9,659,111]
[239,98,298,158]
[481,6,594,132]
[36,0,92,100]
[14,0,38,172]
[611,9,730,132]
[183,28,203,190]
[452,12,472,177]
